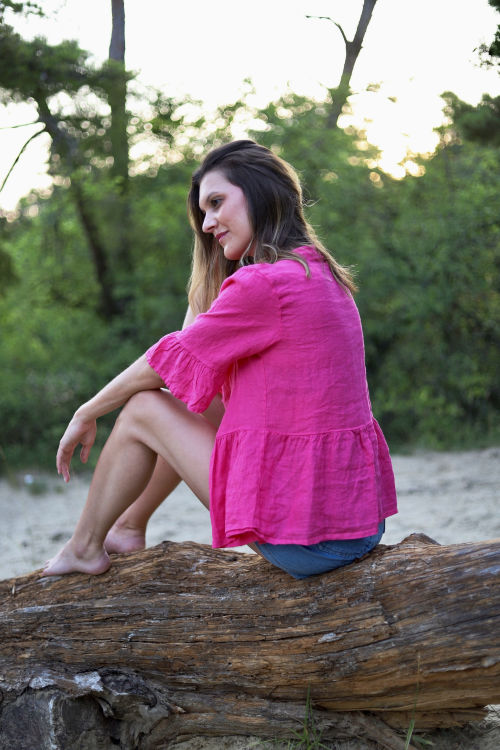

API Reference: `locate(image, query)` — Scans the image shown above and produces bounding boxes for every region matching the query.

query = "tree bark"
[324,0,378,128]
[34,94,120,319]
[108,0,132,277]
[109,0,125,61]
[108,0,129,190]
[71,177,120,319]
[1,534,499,749]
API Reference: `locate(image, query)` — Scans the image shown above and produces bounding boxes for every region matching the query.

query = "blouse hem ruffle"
[209,418,397,549]
[146,334,224,413]
[212,513,397,549]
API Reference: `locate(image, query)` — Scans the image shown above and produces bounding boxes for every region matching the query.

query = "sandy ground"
[1,446,499,748]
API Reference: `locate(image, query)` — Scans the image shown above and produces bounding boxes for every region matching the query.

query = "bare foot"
[104,524,146,554]
[42,539,111,576]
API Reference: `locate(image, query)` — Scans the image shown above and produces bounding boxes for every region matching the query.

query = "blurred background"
[1,0,499,471]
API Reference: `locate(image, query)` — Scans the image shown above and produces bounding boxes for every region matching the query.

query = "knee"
[116,390,164,428]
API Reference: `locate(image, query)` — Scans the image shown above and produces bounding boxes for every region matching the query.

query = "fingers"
[56,417,97,482]
[57,437,77,482]
[58,466,71,483]
[56,428,76,482]
[56,447,72,483]
[80,444,91,464]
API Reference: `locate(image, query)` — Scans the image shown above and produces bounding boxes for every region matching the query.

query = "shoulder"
[217,247,324,308]
[220,262,280,296]
[223,247,316,288]
[212,264,281,319]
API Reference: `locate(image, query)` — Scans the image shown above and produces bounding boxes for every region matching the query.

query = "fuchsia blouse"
[146,246,397,548]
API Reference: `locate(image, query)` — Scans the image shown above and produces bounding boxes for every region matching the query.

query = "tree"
[478,0,500,67]
[307,0,378,128]
[359,101,500,446]
[1,535,499,749]
[108,0,128,187]
[0,2,137,318]
[0,24,120,317]
[0,0,42,23]
[106,0,132,274]
[440,90,500,146]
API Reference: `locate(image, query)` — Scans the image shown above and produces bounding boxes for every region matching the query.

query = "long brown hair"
[187,140,356,313]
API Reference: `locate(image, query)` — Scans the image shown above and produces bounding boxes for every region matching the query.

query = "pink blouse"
[146,246,397,548]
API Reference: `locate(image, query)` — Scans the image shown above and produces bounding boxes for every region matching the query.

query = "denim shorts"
[255,521,385,579]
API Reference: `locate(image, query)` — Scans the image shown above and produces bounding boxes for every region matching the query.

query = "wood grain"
[1,533,498,748]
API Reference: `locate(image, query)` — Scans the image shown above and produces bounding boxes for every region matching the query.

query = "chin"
[223,247,246,261]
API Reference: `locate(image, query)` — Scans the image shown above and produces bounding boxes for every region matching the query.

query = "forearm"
[76,301,196,425]
[76,302,198,423]
[75,354,164,421]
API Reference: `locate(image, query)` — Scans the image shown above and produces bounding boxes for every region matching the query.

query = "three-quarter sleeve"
[146,266,281,412]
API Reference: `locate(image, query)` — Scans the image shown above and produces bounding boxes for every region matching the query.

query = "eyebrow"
[199,190,219,212]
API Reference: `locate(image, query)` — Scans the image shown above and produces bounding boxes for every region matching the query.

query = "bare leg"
[104,394,225,554]
[104,456,181,553]
[43,390,216,576]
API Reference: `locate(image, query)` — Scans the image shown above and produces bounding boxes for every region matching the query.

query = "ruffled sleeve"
[146,266,281,413]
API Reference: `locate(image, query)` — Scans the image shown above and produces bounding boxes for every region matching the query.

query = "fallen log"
[0,533,499,750]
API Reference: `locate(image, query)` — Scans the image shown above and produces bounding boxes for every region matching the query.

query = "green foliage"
[0,0,43,23]
[0,27,93,103]
[0,233,17,291]
[0,141,194,463]
[487,0,500,60]
[441,91,500,146]
[0,24,134,177]
[364,136,500,447]
[476,1,500,68]
[0,160,195,469]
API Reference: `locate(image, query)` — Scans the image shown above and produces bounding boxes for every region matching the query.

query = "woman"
[44,140,397,579]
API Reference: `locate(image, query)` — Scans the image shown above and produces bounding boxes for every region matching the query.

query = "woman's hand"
[56,413,97,483]
[54,355,165,482]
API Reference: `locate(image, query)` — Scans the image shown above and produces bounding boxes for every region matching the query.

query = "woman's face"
[199,170,253,261]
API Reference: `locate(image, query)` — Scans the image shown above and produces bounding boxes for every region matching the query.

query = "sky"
[1,0,499,212]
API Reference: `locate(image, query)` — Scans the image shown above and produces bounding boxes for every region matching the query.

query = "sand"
[1,445,499,748]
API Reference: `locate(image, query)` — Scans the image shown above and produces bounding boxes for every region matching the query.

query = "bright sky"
[1,0,499,211]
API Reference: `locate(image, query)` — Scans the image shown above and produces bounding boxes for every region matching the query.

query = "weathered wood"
[0,534,499,749]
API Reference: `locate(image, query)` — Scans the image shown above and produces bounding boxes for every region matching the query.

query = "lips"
[216,231,228,243]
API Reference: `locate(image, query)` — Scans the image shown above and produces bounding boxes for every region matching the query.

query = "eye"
[210,197,222,208]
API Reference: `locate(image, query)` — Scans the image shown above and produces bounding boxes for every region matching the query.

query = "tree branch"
[0,126,46,194]
[327,0,378,128]
[0,120,40,130]
[305,15,349,48]
[109,0,125,61]
[34,95,120,318]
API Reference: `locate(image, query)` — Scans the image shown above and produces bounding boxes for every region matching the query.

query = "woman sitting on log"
[44,140,398,579]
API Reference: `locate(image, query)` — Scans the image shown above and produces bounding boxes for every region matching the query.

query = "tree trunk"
[108,0,132,277]
[71,178,120,319]
[34,95,120,320]
[109,0,125,61]
[108,0,129,191]
[1,534,499,749]
[327,0,378,128]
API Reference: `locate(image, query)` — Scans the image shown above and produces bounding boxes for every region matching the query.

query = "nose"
[202,210,216,234]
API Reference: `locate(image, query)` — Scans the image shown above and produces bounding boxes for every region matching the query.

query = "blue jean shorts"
[255,521,385,579]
